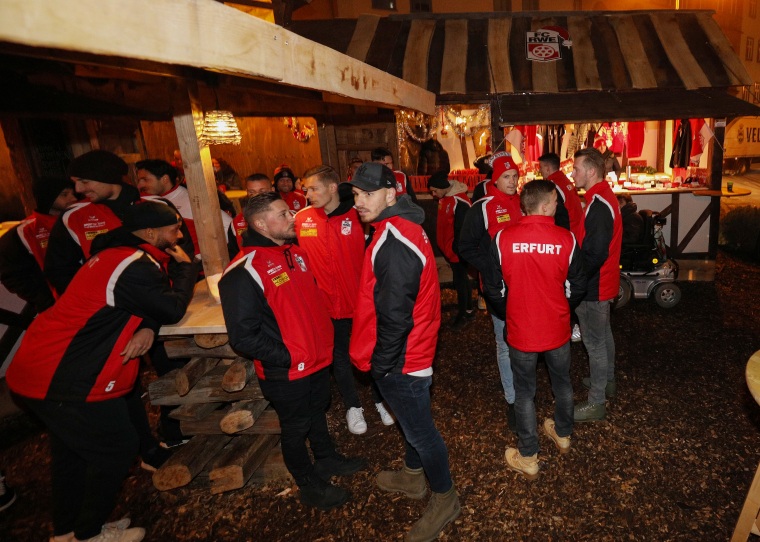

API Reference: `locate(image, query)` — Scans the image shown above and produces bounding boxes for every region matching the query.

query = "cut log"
[152,434,232,491]
[222,358,255,392]
[149,364,263,405]
[181,407,280,436]
[195,333,228,349]
[250,445,292,486]
[220,399,270,434]
[163,337,237,359]
[175,357,220,396]
[168,402,223,422]
[147,368,179,399]
[209,434,278,494]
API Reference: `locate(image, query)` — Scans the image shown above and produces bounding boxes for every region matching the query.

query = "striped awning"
[290,10,760,122]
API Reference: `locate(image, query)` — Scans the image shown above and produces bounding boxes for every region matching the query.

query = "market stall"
[291,10,760,263]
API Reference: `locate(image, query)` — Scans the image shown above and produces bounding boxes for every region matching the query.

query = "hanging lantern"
[200,110,242,145]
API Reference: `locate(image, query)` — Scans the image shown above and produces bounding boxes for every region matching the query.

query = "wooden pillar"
[173,82,229,277]
[490,97,505,155]
[0,118,35,217]
[317,124,339,170]
[707,118,725,259]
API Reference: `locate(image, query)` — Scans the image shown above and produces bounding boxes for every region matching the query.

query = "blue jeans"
[375,373,453,493]
[576,300,616,405]
[491,314,515,404]
[509,342,574,457]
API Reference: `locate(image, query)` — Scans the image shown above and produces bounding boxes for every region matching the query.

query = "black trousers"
[149,342,189,442]
[258,367,335,486]
[24,396,139,540]
[451,261,473,313]
[332,318,383,408]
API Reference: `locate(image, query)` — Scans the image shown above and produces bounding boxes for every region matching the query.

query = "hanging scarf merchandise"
[670,119,692,169]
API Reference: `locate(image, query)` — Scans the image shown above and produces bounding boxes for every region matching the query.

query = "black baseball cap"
[347,162,395,192]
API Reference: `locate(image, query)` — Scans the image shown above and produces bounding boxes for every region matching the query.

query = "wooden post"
[173,82,229,277]
[708,118,725,259]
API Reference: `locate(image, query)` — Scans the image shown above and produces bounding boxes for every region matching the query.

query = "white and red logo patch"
[526,26,572,62]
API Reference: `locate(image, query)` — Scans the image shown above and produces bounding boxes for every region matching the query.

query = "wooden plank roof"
[0,0,436,121]
[289,10,760,122]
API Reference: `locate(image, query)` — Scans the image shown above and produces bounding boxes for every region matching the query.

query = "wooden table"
[159,280,226,337]
[732,349,760,541]
[224,190,247,214]
[693,187,751,198]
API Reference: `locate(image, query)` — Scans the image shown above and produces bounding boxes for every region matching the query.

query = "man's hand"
[166,245,192,264]
[121,328,155,364]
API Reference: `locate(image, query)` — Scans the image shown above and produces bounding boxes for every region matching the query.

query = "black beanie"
[32,177,74,214]
[427,171,451,190]
[67,150,128,185]
[122,201,180,232]
[273,165,295,184]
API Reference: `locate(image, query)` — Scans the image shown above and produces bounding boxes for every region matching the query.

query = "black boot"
[299,476,350,510]
[314,453,367,481]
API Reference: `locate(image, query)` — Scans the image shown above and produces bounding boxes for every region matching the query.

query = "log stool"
[733,350,760,541]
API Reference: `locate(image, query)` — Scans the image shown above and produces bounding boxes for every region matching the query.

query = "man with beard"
[220,192,366,510]
[6,201,199,542]
[349,162,459,542]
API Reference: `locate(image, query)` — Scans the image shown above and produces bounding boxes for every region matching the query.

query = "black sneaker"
[299,476,350,510]
[0,472,17,512]
[314,454,367,481]
[140,446,173,472]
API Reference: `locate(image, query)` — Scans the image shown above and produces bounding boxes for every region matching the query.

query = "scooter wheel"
[613,280,632,310]
[653,282,681,308]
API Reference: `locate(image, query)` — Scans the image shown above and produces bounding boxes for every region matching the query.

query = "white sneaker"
[571,324,581,343]
[375,402,395,426]
[346,407,367,435]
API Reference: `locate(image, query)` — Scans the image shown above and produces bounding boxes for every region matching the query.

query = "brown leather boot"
[376,464,427,499]
[405,485,461,542]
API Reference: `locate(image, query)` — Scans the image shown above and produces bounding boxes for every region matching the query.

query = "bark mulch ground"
[1,249,759,541]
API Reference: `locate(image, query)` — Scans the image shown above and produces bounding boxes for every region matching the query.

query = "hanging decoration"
[396,109,439,145]
[395,106,492,152]
[283,117,315,143]
[199,110,242,145]
[440,105,491,138]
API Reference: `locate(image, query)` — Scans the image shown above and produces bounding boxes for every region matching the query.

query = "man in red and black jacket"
[571,148,623,422]
[0,177,77,313]
[349,162,459,542]
[458,152,523,430]
[273,165,307,213]
[371,147,418,203]
[220,192,365,511]
[6,201,198,542]
[428,171,473,328]
[232,173,272,248]
[490,180,586,480]
[296,165,394,435]
[538,152,585,244]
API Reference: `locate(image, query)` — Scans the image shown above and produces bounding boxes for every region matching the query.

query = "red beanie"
[490,152,519,180]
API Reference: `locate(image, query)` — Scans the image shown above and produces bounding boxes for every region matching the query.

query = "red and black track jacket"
[349,198,440,380]
[6,228,198,402]
[491,216,587,352]
[435,181,471,264]
[458,186,522,317]
[392,170,418,203]
[279,190,308,213]
[582,181,623,302]
[547,170,586,245]
[0,212,57,312]
[219,231,333,382]
[294,200,365,320]
[44,184,140,295]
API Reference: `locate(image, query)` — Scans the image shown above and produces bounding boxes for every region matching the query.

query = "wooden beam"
[0,0,435,114]
[174,82,229,277]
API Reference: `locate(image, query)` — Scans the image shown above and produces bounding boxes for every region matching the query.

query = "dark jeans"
[258,367,335,486]
[509,342,573,457]
[450,261,472,313]
[576,300,615,404]
[24,396,139,540]
[375,373,453,493]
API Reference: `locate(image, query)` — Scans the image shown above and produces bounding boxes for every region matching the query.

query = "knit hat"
[273,165,295,185]
[67,150,128,185]
[122,201,180,232]
[490,152,519,181]
[347,162,395,192]
[32,176,74,214]
[427,171,451,190]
